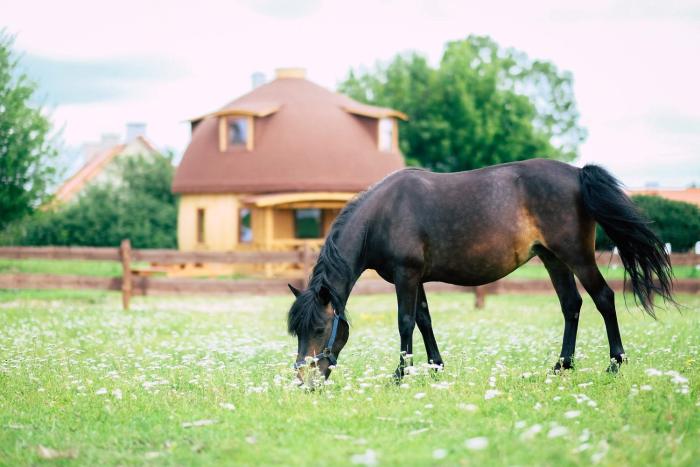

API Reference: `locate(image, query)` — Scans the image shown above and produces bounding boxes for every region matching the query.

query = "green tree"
[10,153,177,248]
[0,32,58,227]
[339,35,586,171]
[596,195,700,252]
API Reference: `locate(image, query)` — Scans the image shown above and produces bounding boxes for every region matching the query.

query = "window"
[196,208,205,244]
[378,118,394,152]
[239,208,252,243]
[229,117,248,146]
[294,209,322,239]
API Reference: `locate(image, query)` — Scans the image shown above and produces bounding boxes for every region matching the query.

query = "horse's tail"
[579,164,674,317]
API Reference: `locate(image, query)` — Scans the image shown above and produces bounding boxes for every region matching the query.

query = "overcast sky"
[2,0,699,187]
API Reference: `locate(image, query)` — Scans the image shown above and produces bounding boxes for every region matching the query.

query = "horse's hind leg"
[552,245,626,371]
[570,260,626,371]
[415,284,444,367]
[536,247,582,371]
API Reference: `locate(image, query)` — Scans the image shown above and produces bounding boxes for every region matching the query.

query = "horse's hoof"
[394,367,404,382]
[606,354,627,374]
[553,357,574,372]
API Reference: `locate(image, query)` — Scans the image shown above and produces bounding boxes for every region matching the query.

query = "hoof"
[394,366,404,382]
[553,357,574,372]
[606,354,627,374]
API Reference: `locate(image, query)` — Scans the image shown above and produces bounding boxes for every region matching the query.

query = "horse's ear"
[288,284,301,297]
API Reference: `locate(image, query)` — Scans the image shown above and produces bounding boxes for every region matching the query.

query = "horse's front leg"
[415,284,444,368]
[394,269,420,380]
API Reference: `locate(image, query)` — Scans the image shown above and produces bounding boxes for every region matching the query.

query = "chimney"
[275,67,306,79]
[126,122,147,142]
[251,71,266,89]
[81,133,120,164]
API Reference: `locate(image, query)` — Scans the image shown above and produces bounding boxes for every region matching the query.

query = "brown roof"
[628,188,700,208]
[172,75,406,194]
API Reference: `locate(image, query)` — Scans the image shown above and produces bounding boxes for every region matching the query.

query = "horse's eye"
[313,327,325,337]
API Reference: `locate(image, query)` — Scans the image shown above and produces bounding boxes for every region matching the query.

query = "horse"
[287,159,674,381]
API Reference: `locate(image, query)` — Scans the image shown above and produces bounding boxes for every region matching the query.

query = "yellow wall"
[273,209,295,239]
[178,194,240,251]
[323,209,340,235]
[178,194,352,251]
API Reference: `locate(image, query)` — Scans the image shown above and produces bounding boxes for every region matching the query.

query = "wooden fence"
[0,242,698,310]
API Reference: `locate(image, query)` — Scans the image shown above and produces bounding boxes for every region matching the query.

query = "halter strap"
[294,311,346,369]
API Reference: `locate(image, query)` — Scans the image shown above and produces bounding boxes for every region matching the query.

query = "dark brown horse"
[287,159,673,380]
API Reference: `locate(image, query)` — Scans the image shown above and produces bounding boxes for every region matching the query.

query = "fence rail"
[0,243,697,309]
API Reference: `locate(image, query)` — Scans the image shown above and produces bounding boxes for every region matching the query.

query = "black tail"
[579,164,674,317]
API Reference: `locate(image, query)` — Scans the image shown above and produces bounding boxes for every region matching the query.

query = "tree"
[339,35,587,171]
[0,32,58,227]
[8,153,178,248]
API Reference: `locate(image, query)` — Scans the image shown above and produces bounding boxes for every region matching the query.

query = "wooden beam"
[218,117,227,152]
[0,274,698,297]
[0,246,120,261]
[246,115,254,151]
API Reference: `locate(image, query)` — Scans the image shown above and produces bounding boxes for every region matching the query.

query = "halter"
[294,311,346,370]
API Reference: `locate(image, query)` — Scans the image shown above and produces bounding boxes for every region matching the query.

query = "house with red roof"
[54,124,159,204]
[172,68,406,252]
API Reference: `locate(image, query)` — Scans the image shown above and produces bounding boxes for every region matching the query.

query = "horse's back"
[364,159,588,285]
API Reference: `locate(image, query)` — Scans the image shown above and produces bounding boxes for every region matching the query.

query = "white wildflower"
[457,402,478,412]
[547,425,569,438]
[591,440,609,464]
[520,424,542,441]
[350,449,378,466]
[465,437,489,450]
[181,419,218,428]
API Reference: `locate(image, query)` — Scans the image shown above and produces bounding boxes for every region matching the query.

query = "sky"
[2,0,699,187]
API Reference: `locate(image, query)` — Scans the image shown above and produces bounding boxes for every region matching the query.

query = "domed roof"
[172,71,406,194]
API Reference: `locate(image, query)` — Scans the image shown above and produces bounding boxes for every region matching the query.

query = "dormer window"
[378,118,395,152]
[218,115,254,152]
[229,118,248,146]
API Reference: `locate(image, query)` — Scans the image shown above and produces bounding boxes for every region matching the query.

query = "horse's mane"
[287,191,369,337]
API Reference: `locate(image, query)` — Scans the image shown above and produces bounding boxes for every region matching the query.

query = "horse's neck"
[323,227,367,305]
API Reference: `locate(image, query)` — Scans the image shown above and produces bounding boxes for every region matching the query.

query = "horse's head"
[287,283,349,384]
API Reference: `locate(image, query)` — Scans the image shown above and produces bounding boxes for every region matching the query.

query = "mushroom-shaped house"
[172,68,406,252]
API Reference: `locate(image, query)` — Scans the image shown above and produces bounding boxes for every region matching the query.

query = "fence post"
[120,239,132,310]
[475,286,485,309]
[300,242,311,290]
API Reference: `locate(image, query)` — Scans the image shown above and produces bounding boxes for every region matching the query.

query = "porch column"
[263,207,274,277]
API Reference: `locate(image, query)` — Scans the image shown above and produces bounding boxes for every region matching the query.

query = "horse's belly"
[424,247,533,286]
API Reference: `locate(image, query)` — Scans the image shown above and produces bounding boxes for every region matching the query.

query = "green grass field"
[0,290,698,466]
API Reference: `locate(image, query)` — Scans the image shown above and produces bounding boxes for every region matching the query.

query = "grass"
[2,258,698,280]
[0,290,698,466]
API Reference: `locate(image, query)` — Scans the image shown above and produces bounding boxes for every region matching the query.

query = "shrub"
[2,153,177,248]
[596,195,700,252]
